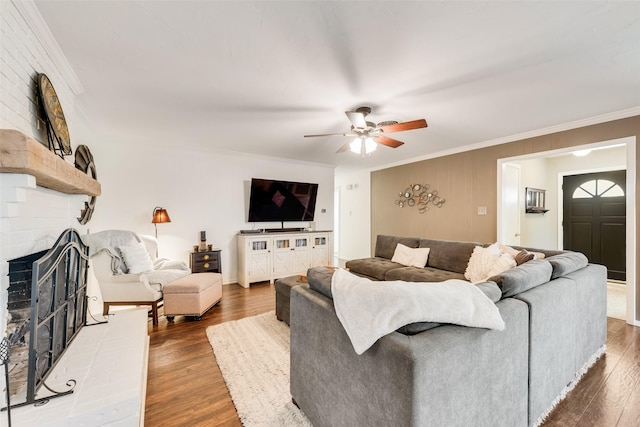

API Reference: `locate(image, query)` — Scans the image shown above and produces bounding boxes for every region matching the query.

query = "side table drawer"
[190,250,222,273]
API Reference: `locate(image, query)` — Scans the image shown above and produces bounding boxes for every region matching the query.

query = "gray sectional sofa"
[289,235,607,427]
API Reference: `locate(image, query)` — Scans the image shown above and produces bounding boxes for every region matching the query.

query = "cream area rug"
[206,312,312,426]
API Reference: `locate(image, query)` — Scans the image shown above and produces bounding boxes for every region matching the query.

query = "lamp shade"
[152,207,171,224]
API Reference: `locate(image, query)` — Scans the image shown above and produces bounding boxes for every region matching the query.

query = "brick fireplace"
[1,129,101,404]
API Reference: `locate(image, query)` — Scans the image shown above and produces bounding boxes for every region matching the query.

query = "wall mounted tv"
[248,178,319,222]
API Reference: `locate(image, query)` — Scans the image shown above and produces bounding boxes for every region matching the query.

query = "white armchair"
[85,231,190,325]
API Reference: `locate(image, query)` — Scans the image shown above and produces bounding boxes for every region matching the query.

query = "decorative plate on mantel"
[37,73,72,155]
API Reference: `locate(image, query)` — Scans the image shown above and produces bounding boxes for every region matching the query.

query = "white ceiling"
[34,1,640,171]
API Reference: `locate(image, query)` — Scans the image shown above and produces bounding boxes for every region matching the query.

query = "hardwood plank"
[145,282,274,426]
[543,318,640,427]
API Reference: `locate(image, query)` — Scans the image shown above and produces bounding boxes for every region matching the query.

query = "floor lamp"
[152,207,171,256]
[152,207,171,237]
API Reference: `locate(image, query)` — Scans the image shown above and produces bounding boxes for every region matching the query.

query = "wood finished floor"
[145,283,640,427]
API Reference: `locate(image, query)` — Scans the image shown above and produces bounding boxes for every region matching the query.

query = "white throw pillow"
[118,242,154,274]
[391,243,431,268]
[486,253,517,278]
[464,243,502,283]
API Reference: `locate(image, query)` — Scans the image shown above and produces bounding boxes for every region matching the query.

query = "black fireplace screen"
[18,228,89,406]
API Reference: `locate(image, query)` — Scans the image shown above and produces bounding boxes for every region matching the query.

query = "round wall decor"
[37,73,72,155]
[74,145,97,224]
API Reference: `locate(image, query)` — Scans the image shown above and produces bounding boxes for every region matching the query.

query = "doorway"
[563,171,626,281]
[497,136,637,326]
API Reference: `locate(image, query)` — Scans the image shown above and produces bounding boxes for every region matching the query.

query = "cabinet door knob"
[204,255,210,260]
[204,263,210,269]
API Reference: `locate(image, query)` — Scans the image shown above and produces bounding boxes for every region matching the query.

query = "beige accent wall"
[371,115,640,320]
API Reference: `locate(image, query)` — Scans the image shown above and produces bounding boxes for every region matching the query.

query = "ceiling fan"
[304,106,428,155]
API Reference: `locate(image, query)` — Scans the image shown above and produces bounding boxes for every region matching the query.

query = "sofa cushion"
[489,259,553,298]
[384,266,465,282]
[374,235,420,259]
[345,257,405,281]
[391,243,430,268]
[420,239,479,274]
[306,266,335,299]
[546,252,589,279]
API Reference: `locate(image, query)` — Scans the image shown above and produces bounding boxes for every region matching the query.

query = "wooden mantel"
[0,129,101,196]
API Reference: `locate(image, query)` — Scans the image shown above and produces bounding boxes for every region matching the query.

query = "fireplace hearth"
[4,228,89,408]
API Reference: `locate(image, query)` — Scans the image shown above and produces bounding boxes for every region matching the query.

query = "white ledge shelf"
[0,129,101,197]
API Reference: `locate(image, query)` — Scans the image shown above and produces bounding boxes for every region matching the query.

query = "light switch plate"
[478,206,487,215]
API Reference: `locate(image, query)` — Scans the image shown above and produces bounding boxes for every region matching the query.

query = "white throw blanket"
[331,269,505,355]
[82,231,190,284]
[82,230,141,274]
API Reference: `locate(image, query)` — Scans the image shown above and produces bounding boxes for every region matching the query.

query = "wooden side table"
[190,249,222,274]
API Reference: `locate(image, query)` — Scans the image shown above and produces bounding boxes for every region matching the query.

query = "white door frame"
[497,136,637,326]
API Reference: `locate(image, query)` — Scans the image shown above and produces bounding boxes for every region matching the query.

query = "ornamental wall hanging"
[394,183,446,213]
[37,73,71,157]
[74,145,97,224]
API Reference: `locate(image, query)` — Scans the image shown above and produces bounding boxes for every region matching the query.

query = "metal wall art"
[395,183,446,213]
[74,145,97,224]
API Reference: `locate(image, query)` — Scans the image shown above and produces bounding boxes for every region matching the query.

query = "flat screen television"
[248,178,318,222]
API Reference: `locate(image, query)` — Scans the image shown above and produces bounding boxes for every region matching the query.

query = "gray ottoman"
[275,275,309,326]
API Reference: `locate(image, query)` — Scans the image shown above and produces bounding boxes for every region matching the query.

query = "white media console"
[237,230,333,287]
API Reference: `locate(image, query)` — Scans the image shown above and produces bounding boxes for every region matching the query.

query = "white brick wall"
[0,1,88,336]
[0,0,78,144]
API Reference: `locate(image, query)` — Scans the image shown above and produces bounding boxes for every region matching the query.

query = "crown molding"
[370,106,640,172]
[12,0,84,95]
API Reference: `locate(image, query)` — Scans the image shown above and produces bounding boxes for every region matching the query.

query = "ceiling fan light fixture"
[364,137,377,153]
[349,138,362,154]
[349,137,377,156]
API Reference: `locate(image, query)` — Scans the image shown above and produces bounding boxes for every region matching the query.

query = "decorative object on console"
[74,145,97,224]
[36,73,71,157]
[199,230,207,252]
[304,106,428,157]
[151,207,171,238]
[394,183,446,213]
[525,187,549,214]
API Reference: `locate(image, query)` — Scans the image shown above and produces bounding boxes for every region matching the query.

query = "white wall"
[87,139,335,285]
[335,169,371,261]
[518,157,556,248]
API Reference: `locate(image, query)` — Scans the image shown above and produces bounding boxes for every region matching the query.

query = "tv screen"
[248,178,318,222]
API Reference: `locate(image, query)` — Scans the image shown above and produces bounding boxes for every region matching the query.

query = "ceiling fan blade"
[336,140,353,153]
[345,111,368,129]
[304,132,352,138]
[375,135,404,149]
[379,119,427,133]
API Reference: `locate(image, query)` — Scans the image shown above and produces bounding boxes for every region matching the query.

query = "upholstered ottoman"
[275,275,309,326]
[164,273,222,321]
